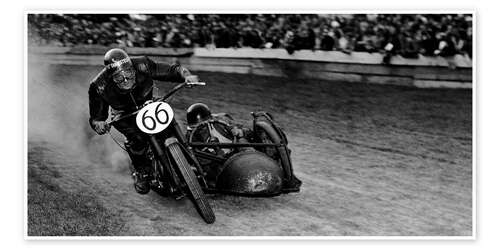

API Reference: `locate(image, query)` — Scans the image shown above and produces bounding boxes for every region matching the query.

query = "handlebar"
[157,82,206,102]
[189,82,206,86]
[106,81,206,127]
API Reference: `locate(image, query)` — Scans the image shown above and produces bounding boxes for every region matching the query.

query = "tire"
[167,142,216,224]
[255,121,293,180]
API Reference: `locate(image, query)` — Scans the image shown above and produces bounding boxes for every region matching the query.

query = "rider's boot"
[124,140,153,195]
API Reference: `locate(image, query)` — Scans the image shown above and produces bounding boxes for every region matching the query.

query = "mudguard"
[215,151,284,196]
[252,112,302,193]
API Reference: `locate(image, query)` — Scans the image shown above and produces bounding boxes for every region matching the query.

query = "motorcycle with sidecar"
[106,81,301,224]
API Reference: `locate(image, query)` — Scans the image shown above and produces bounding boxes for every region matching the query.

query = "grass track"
[27,63,472,236]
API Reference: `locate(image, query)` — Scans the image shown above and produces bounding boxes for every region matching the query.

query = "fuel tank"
[215,151,284,196]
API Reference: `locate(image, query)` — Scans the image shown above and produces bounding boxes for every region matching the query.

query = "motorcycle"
[106,81,301,223]
[107,81,216,224]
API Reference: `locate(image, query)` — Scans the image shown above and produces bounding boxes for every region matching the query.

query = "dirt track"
[27,62,472,236]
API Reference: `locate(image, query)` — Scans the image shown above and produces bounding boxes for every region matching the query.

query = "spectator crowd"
[28,14,473,58]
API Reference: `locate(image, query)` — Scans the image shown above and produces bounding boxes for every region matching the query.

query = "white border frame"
[24,10,476,240]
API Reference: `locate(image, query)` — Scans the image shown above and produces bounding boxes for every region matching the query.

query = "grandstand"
[28,14,472,58]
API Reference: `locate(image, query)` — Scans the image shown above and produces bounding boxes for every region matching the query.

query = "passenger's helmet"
[103,48,136,91]
[187,103,212,126]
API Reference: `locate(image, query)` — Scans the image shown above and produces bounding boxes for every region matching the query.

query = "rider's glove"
[184,75,199,84]
[92,121,110,135]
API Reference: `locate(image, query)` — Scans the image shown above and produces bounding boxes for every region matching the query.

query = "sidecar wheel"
[167,142,216,224]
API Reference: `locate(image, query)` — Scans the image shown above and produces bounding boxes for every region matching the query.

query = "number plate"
[136,101,174,134]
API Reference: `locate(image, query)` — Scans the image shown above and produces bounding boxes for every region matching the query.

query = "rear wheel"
[151,159,175,197]
[167,142,216,224]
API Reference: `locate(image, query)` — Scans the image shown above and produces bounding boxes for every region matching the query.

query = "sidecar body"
[186,111,301,196]
[215,150,284,195]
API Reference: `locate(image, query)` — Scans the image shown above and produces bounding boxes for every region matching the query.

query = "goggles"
[112,69,135,84]
[108,57,136,89]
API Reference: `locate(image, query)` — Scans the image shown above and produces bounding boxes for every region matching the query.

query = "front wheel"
[166,140,216,224]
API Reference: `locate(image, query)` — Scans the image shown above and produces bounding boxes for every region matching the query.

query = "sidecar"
[186,111,301,196]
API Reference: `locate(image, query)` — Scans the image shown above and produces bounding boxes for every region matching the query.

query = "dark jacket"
[88,56,190,128]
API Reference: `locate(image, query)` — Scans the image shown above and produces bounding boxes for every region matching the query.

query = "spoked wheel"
[167,141,216,224]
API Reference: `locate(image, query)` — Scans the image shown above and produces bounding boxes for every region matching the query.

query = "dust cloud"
[28,53,131,173]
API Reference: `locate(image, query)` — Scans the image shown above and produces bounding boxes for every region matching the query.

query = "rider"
[88,48,199,194]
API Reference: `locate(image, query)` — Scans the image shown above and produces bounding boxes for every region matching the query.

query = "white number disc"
[136,101,174,134]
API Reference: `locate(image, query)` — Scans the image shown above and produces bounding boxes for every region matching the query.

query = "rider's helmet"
[104,48,129,65]
[187,103,212,127]
[104,48,136,91]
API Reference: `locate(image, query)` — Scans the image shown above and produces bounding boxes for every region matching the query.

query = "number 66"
[136,102,174,134]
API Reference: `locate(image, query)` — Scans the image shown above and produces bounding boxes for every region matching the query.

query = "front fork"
[148,135,178,190]
[170,119,209,188]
